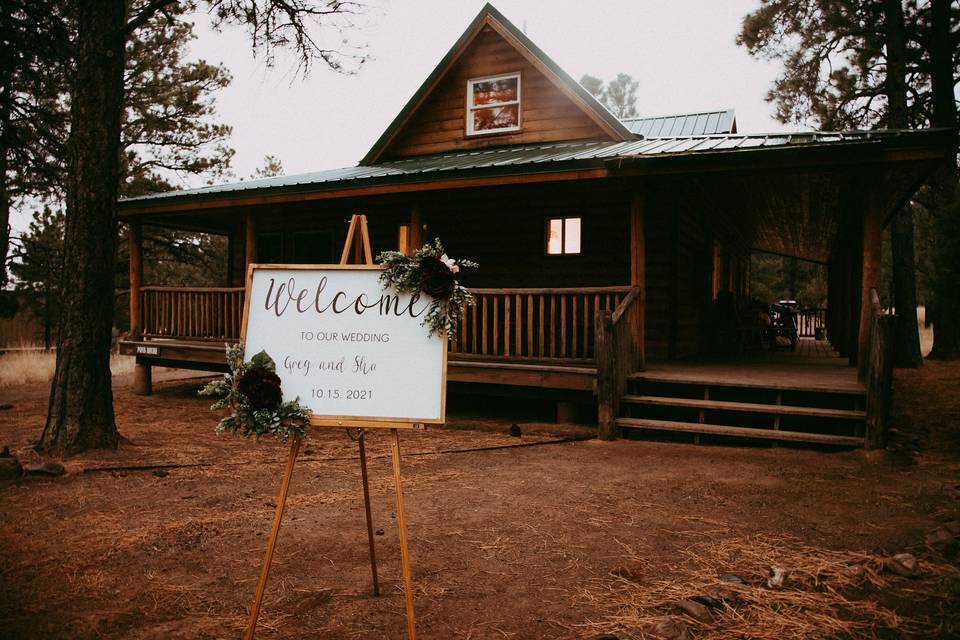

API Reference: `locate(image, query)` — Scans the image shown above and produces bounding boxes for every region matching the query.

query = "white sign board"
[243,265,446,426]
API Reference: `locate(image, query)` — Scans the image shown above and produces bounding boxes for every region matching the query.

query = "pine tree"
[41,0,370,455]
[738,0,960,362]
[0,1,70,287]
[9,207,64,349]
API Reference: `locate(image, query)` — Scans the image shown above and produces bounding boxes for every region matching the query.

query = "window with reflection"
[546,217,581,255]
[467,73,521,135]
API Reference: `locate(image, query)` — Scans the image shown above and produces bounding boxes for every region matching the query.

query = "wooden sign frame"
[239,263,447,429]
[243,214,423,640]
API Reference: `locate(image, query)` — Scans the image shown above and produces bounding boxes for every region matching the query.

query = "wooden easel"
[243,214,419,640]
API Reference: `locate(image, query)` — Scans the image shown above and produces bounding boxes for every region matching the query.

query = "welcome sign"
[242,264,447,426]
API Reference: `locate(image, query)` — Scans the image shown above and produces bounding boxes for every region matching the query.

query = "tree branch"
[123,0,179,35]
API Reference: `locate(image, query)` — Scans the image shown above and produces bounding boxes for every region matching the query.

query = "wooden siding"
[422,184,631,289]
[382,25,611,159]
[224,182,632,292]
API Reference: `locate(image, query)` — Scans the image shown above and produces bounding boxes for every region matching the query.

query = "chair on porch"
[713,291,767,353]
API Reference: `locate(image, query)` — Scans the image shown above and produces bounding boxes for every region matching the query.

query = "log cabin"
[117,3,955,447]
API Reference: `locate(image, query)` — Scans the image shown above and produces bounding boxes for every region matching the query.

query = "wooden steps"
[622,395,866,420]
[617,371,866,448]
[615,418,864,447]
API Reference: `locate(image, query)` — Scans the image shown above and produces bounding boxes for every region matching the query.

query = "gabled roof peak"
[360,3,633,165]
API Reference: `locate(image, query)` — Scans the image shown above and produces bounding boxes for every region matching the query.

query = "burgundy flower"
[419,255,456,299]
[238,367,283,410]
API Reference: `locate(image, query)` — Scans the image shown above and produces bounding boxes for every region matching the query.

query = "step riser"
[616,418,863,447]
[628,380,865,413]
[622,404,863,438]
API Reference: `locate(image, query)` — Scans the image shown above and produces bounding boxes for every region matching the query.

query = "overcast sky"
[183,0,796,184]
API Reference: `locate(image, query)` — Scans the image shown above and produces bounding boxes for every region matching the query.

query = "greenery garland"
[199,343,312,442]
[377,238,477,339]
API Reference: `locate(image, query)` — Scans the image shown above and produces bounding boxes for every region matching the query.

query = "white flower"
[440,254,460,274]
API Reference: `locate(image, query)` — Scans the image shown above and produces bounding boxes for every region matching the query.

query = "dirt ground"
[0,363,959,640]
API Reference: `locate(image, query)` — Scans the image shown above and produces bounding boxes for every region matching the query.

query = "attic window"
[467,73,521,135]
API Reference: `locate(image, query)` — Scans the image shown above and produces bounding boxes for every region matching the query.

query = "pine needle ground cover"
[0,364,957,639]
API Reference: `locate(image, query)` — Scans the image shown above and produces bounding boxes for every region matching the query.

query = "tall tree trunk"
[39,1,126,454]
[926,0,960,360]
[884,0,923,367]
[0,50,12,289]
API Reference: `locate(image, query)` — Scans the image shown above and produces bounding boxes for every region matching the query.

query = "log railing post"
[865,308,895,449]
[595,310,617,440]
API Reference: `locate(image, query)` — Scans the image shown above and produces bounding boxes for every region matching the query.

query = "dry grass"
[0,345,135,388]
[576,532,960,639]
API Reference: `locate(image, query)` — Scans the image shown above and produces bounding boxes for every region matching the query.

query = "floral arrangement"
[199,343,312,442]
[377,238,477,339]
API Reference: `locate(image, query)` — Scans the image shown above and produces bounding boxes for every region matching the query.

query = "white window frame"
[466,72,522,136]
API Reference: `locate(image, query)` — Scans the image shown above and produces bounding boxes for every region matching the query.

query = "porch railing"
[135,285,635,365]
[139,286,246,340]
[595,287,644,440]
[797,308,826,338]
[450,286,633,362]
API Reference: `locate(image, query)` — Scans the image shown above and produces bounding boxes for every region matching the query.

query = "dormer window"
[466,73,521,135]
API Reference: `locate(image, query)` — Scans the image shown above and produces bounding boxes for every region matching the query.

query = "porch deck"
[637,339,862,394]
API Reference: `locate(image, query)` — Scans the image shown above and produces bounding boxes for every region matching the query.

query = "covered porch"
[116,128,952,447]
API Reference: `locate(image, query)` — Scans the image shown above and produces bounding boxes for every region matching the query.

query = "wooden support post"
[409,205,424,255]
[133,361,152,396]
[390,428,417,640]
[244,436,301,640]
[858,192,882,380]
[630,193,646,370]
[129,221,143,338]
[245,214,256,269]
[129,222,152,396]
[357,430,380,597]
[865,315,895,449]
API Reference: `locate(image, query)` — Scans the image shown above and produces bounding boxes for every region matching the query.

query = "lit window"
[546,217,581,255]
[467,73,521,135]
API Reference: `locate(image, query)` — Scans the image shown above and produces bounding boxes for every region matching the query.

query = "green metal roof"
[622,109,737,137]
[117,129,953,210]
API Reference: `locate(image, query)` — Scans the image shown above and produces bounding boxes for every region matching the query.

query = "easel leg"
[390,428,417,640]
[244,436,301,640]
[357,430,380,596]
